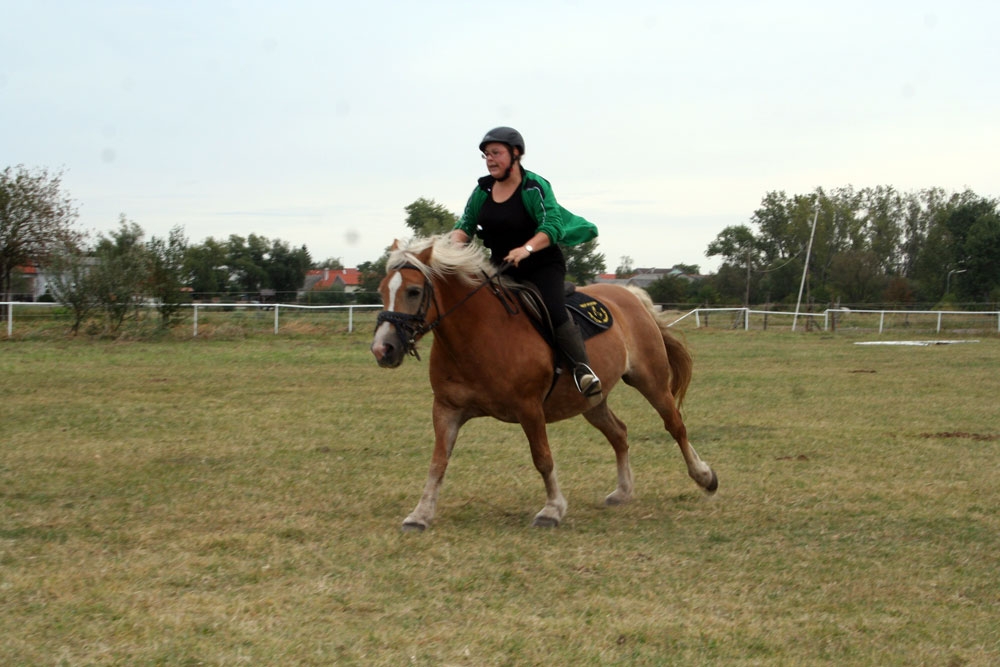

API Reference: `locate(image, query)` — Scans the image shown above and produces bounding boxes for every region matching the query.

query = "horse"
[370,235,718,530]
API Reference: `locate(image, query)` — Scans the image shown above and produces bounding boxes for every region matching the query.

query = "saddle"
[496,276,613,343]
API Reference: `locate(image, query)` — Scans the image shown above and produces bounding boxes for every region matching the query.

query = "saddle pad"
[566,291,613,340]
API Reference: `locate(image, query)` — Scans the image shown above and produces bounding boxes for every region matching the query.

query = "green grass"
[2,329,998,665]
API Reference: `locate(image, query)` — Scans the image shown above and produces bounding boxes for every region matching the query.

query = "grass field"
[2,328,998,665]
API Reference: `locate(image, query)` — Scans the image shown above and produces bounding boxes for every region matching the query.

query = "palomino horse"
[370,235,718,530]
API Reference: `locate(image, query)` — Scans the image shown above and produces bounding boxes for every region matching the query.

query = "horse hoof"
[704,470,719,494]
[532,516,560,528]
[401,520,427,533]
[605,492,631,506]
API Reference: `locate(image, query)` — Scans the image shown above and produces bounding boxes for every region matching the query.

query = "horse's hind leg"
[633,376,718,493]
[664,401,718,493]
[583,403,634,505]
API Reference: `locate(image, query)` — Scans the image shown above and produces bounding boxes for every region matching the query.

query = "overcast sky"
[3,1,997,273]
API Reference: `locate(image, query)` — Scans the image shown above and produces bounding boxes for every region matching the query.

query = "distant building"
[302,268,362,294]
[591,267,692,290]
[12,264,51,301]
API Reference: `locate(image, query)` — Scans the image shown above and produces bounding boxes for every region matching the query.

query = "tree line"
[705,186,1000,308]
[42,216,318,334]
[406,188,999,310]
[4,164,998,337]
[1,166,330,335]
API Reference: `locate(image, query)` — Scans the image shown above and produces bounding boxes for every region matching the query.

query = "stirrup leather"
[573,364,602,398]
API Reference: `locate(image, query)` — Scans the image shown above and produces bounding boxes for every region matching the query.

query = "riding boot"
[553,320,603,403]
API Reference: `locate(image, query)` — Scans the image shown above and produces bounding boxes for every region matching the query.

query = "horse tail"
[660,320,692,407]
[626,287,693,407]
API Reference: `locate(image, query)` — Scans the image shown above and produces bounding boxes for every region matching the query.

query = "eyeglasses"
[481,149,507,160]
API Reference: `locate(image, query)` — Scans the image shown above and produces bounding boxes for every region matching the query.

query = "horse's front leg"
[520,413,568,528]
[402,400,466,532]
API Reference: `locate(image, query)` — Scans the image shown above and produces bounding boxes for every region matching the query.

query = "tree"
[91,216,150,334]
[0,166,80,314]
[265,239,311,294]
[828,250,886,303]
[216,234,312,297]
[615,256,634,278]
[147,226,189,328]
[314,257,344,270]
[883,276,916,305]
[646,274,688,304]
[960,206,1000,301]
[310,284,351,305]
[671,263,701,275]
[356,252,389,304]
[706,224,760,306]
[860,185,905,274]
[404,198,457,237]
[44,236,94,334]
[910,191,996,301]
[226,234,269,294]
[562,240,605,285]
[704,264,749,304]
[184,237,229,298]
[750,191,795,260]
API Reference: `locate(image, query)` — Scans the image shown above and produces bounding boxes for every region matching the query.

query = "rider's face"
[481,142,513,177]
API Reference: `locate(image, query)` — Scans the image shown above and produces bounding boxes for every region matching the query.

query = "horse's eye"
[406,286,422,299]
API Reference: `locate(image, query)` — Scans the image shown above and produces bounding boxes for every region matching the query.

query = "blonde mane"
[387,234,494,286]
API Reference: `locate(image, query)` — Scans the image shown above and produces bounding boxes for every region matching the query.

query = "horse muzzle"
[372,310,427,367]
[371,337,405,368]
[371,319,408,368]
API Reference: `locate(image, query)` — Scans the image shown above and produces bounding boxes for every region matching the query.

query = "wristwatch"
[524,245,534,254]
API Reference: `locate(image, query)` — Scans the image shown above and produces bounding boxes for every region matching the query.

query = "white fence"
[188,302,382,337]
[667,307,1000,333]
[3,302,382,338]
[5,302,1000,338]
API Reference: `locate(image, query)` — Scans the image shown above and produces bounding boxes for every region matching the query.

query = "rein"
[376,261,515,361]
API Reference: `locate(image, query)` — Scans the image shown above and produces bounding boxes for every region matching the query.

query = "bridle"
[375,261,517,361]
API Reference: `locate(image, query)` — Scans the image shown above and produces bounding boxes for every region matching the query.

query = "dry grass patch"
[2,330,998,665]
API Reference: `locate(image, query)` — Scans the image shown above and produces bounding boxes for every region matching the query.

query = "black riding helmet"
[479,126,525,156]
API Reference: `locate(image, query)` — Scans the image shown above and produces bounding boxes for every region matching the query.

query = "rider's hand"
[504,246,532,267]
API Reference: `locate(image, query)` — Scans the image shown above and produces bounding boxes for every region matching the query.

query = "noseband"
[375,261,516,361]
[375,263,437,361]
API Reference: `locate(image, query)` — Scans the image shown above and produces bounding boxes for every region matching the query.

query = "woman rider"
[450,126,602,402]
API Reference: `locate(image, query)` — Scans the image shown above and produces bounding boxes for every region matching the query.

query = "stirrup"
[573,364,602,398]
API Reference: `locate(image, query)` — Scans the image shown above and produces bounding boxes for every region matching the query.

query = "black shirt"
[476,183,563,272]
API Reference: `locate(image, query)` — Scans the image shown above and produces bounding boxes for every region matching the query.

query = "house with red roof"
[11,264,48,301]
[303,268,362,293]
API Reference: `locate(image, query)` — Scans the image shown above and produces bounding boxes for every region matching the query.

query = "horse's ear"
[390,239,401,251]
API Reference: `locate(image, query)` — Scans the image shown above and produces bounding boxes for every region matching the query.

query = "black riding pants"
[506,261,569,328]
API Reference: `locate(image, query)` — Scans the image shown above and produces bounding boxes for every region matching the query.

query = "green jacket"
[454,168,598,246]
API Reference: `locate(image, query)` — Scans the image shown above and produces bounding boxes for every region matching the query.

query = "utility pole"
[792,200,821,332]
[744,246,751,308]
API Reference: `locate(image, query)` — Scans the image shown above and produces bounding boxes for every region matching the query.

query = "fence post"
[193,304,199,337]
[348,305,355,333]
[936,311,942,333]
[274,304,280,335]
[6,303,12,338]
[744,308,750,331]
[695,309,701,328]
[879,311,885,334]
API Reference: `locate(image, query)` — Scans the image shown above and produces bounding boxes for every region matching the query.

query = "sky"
[3,1,998,274]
